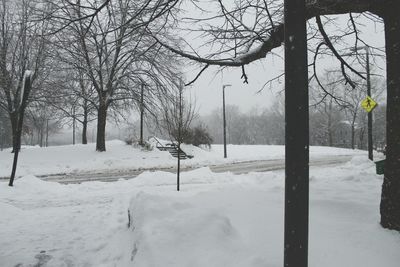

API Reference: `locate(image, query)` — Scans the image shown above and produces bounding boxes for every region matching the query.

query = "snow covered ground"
[0,142,398,266]
[0,140,366,177]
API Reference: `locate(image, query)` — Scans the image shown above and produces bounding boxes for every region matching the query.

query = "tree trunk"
[46,119,49,147]
[72,107,76,145]
[328,114,333,147]
[82,119,88,145]
[9,73,32,186]
[10,112,18,153]
[380,10,400,231]
[82,103,88,144]
[40,128,44,147]
[96,101,107,152]
[351,124,355,149]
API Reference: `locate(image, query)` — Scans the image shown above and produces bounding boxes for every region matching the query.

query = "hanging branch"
[315,16,365,88]
[185,64,209,86]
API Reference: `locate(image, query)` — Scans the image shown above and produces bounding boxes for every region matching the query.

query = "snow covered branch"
[153,24,284,67]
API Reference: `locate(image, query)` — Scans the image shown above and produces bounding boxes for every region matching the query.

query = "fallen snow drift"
[1,156,399,266]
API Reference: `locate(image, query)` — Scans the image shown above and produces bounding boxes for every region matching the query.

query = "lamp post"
[352,46,373,160]
[222,84,231,158]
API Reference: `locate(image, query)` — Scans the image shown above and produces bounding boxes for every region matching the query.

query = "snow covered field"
[0,140,365,177]
[1,142,399,266]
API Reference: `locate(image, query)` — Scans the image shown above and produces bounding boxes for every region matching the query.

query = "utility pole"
[140,83,144,146]
[284,0,309,266]
[177,86,183,192]
[348,45,373,160]
[366,47,373,161]
[222,84,231,158]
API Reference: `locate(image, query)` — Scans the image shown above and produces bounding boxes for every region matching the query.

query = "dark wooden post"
[284,0,309,266]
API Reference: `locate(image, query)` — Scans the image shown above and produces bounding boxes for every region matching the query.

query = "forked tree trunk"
[380,10,400,231]
[96,101,107,152]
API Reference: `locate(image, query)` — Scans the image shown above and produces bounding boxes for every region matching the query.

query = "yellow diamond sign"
[361,96,378,113]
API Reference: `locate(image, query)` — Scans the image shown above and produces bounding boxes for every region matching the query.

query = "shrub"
[184,124,213,148]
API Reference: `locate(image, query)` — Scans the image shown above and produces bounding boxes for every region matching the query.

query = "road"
[19,155,353,184]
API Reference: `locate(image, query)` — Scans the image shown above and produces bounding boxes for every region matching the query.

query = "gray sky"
[184,51,285,115]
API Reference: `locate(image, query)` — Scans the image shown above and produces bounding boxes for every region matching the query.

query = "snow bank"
[128,192,253,267]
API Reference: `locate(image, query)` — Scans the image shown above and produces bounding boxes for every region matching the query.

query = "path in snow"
[14,155,353,184]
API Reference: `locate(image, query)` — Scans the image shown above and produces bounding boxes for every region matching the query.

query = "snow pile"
[128,192,253,267]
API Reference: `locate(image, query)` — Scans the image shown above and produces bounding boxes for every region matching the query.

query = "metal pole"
[177,87,183,192]
[284,0,309,266]
[140,83,144,146]
[223,85,227,158]
[366,47,373,161]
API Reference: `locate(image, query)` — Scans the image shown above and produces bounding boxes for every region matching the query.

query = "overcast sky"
[183,50,285,115]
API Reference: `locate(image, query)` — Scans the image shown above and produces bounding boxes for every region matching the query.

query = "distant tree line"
[202,74,386,150]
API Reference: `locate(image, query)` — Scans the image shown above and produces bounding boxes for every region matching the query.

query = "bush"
[184,124,213,148]
[125,137,135,145]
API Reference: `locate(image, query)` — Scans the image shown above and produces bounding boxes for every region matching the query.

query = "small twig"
[241,65,248,83]
[185,64,210,86]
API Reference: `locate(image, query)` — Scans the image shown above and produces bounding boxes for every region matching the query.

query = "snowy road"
[27,155,353,184]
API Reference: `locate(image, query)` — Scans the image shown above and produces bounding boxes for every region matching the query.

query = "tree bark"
[96,100,107,152]
[9,73,32,186]
[380,9,400,231]
[82,102,88,145]
[10,112,18,153]
[82,117,88,145]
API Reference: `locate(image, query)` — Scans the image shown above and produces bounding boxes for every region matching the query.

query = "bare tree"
[46,0,183,151]
[158,82,196,191]
[0,0,50,152]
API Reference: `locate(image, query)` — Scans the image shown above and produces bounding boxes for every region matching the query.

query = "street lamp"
[351,46,373,160]
[222,84,231,158]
